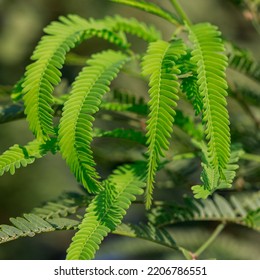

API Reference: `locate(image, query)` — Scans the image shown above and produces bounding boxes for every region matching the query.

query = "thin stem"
[111,0,181,26]
[194,222,226,258]
[169,0,192,25]
[241,153,260,163]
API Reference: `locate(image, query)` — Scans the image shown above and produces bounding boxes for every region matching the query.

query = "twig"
[194,222,226,258]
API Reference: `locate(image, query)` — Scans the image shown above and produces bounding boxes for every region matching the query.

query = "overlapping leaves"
[66,164,145,260]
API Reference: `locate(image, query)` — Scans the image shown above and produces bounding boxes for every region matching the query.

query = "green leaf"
[59,50,129,193]
[22,15,129,141]
[188,23,231,173]
[142,39,186,208]
[32,192,88,219]
[226,41,260,83]
[22,16,88,140]
[192,142,243,199]
[0,214,79,244]
[149,192,260,231]
[113,223,179,251]
[0,138,57,176]
[66,164,145,260]
[104,14,161,42]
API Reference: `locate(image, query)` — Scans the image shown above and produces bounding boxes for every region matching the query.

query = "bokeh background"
[0,0,260,259]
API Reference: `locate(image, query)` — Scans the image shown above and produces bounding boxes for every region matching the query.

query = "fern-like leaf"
[32,192,88,219]
[177,52,203,115]
[0,214,79,244]
[0,192,90,243]
[94,128,147,146]
[59,50,128,193]
[149,192,260,231]
[101,89,148,115]
[104,15,161,42]
[59,51,128,192]
[66,163,145,260]
[22,15,129,141]
[113,223,180,251]
[0,138,57,176]
[226,42,260,82]
[22,16,88,140]
[142,39,186,208]
[226,41,260,82]
[181,75,203,116]
[192,142,243,199]
[188,23,231,173]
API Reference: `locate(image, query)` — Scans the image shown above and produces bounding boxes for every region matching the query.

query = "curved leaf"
[22,15,128,141]
[149,192,260,231]
[142,39,186,208]
[59,50,129,193]
[104,14,161,42]
[188,23,231,172]
[0,138,57,176]
[66,164,145,260]
[0,214,79,244]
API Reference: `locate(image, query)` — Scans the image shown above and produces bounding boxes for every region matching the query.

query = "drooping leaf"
[22,15,129,141]
[59,50,129,193]
[142,39,186,208]
[188,23,231,173]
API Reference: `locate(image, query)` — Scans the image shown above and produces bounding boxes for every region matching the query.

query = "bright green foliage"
[22,14,130,141]
[0,139,56,176]
[142,39,186,208]
[188,23,231,172]
[59,50,128,193]
[66,164,145,260]
[1,0,259,260]
[192,142,243,199]
[22,15,89,141]
[104,15,161,42]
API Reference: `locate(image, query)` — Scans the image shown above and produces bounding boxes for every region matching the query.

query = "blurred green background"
[0,0,260,259]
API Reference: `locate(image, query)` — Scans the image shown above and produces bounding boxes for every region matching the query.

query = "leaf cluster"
[0,0,259,259]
